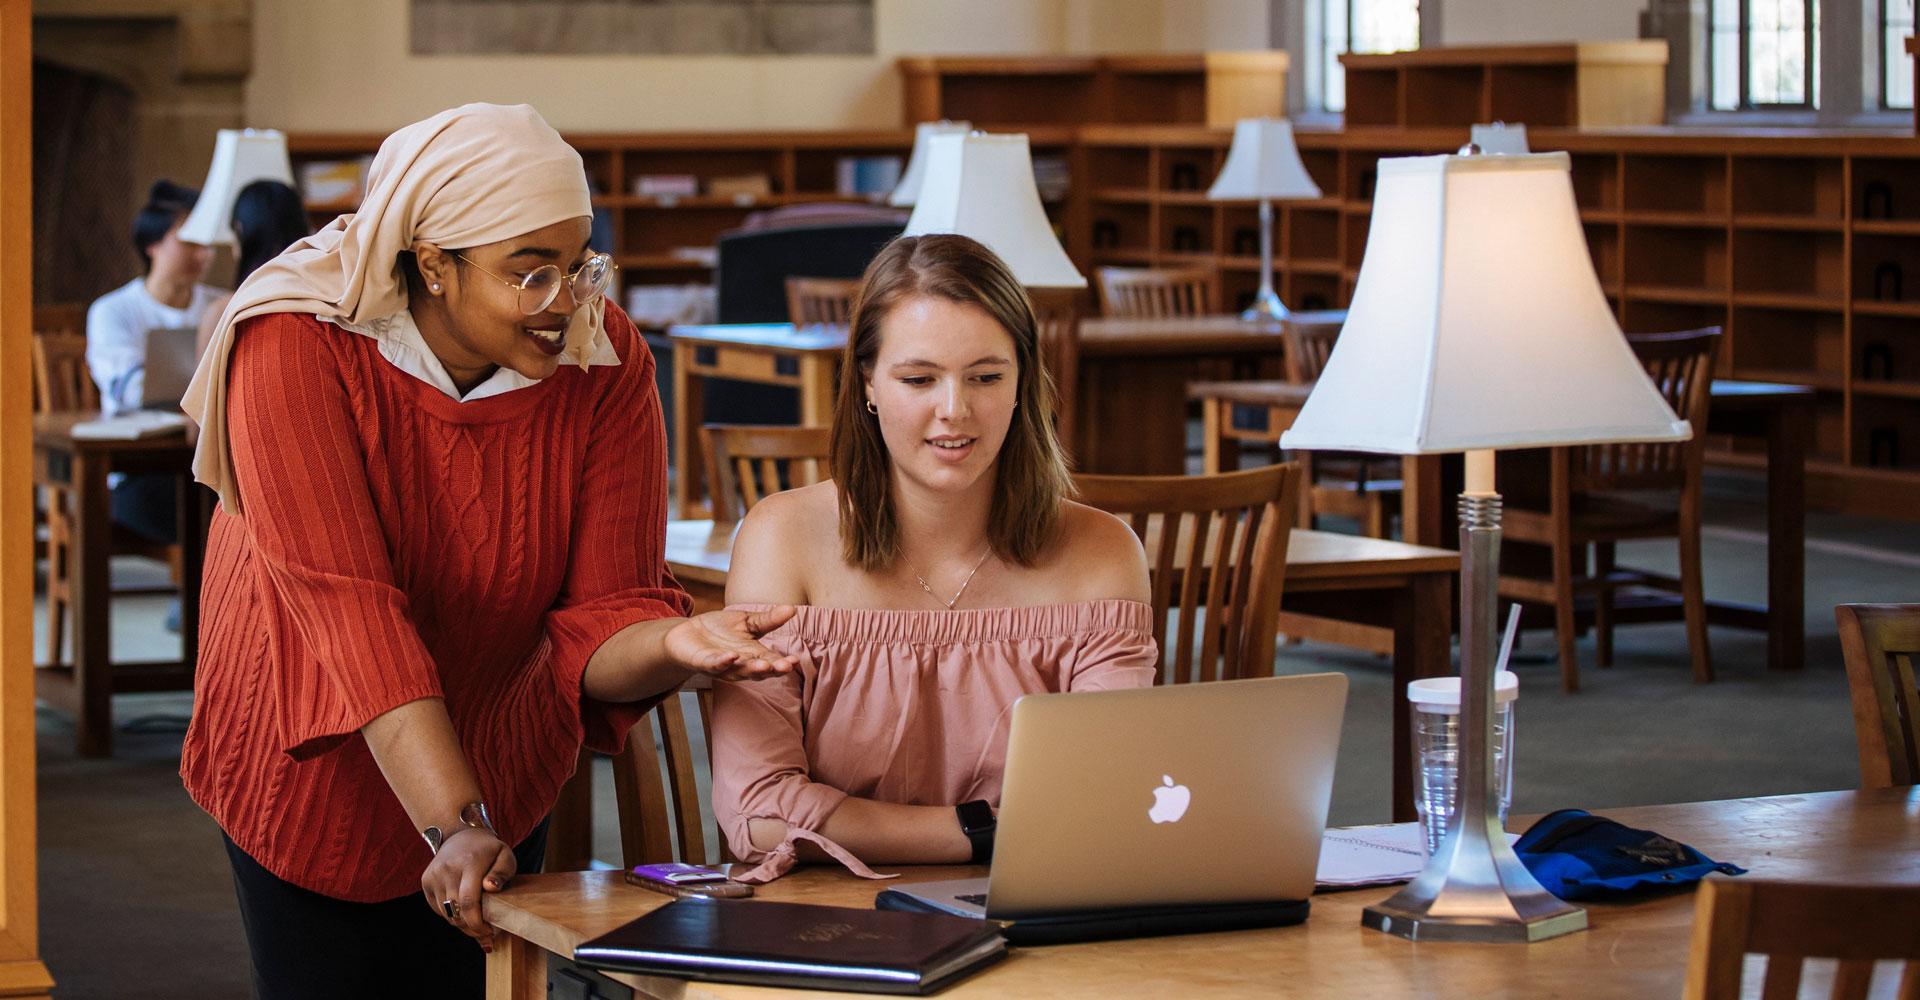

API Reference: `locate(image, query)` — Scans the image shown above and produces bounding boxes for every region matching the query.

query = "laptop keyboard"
[956,893,988,906]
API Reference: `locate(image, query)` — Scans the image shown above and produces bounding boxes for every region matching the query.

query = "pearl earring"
[430,282,441,292]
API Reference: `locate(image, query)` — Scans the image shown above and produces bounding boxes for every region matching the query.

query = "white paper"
[71,412,189,441]
[1316,822,1523,889]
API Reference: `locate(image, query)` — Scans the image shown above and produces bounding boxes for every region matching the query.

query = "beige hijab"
[182,102,601,516]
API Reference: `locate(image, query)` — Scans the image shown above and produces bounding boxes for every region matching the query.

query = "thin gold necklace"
[914,547,993,610]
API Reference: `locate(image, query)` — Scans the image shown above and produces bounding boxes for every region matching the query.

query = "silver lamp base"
[1239,286,1291,322]
[1362,490,1587,943]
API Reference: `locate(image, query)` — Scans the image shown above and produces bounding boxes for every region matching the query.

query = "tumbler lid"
[1407,671,1519,712]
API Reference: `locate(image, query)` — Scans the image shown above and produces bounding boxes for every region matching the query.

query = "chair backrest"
[1074,464,1301,685]
[1095,266,1217,319]
[611,681,732,867]
[1571,328,1721,492]
[784,276,861,326]
[1283,319,1340,384]
[31,329,98,414]
[1835,603,1920,788]
[1683,877,1920,1000]
[702,423,834,523]
[1027,287,1083,458]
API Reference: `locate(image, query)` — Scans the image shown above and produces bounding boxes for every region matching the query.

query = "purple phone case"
[631,862,727,884]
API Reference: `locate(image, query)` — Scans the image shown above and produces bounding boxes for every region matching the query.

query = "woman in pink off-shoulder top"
[712,234,1159,884]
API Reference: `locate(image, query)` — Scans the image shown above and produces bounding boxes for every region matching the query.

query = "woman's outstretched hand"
[664,606,800,681]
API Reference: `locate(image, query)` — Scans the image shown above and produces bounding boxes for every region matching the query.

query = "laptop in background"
[140,326,199,411]
[878,673,1347,941]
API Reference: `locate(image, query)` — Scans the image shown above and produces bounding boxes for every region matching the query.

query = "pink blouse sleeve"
[1065,625,1160,692]
[708,656,891,884]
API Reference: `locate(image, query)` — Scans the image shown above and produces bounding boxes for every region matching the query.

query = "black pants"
[223,820,550,1000]
[109,472,178,544]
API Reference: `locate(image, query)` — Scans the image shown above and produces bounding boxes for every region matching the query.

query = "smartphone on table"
[624,862,753,898]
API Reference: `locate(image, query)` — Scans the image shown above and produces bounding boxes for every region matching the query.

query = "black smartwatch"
[955,799,996,864]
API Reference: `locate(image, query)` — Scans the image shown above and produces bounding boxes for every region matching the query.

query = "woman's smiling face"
[865,294,1020,500]
[426,217,595,383]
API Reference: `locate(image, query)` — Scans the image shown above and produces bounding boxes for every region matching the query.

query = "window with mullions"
[1886,0,1914,109]
[1320,0,1420,112]
[1710,0,1821,109]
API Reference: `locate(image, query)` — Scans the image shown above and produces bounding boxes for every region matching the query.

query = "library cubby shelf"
[1090,249,1158,267]
[1733,214,1847,232]
[1852,219,1920,236]
[1730,292,1846,312]
[1152,191,1221,205]
[1851,380,1920,401]
[1091,189,1158,205]
[1853,300,1920,319]
[615,254,715,272]
[1579,208,1622,224]
[1624,286,1729,306]
[1730,368,1845,391]
[1620,210,1731,228]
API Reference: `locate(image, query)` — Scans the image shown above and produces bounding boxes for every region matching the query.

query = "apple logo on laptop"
[1148,775,1190,824]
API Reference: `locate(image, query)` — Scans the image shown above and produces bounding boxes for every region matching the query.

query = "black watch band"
[955,799,996,865]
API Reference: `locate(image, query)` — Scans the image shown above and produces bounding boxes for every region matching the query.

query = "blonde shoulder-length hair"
[830,234,1073,572]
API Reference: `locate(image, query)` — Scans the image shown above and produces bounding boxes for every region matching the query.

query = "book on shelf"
[573,897,1006,995]
[1032,155,1070,202]
[297,158,369,206]
[708,174,773,200]
[635,174,700,197]
[836,155,905,198]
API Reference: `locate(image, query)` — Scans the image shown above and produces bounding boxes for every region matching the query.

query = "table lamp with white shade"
[890,120,971,207]
[902,131,1085,289]
[176,128,295,247]
[1281,151,1690,942]
[1470,121,1531,155]
[1207,118,1322,320]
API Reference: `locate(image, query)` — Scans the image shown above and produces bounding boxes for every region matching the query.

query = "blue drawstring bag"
[1514,809,1746,901]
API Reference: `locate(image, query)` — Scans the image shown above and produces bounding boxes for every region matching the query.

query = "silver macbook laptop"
[884,672,1347,920]
[140,326,199,411]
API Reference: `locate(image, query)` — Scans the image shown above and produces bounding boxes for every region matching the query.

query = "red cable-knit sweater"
[180,304,691,902]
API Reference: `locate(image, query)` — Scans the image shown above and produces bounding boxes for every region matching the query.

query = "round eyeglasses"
[452,252,615,316]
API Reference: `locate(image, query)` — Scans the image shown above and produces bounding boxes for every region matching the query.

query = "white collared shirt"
[334,309,620,402]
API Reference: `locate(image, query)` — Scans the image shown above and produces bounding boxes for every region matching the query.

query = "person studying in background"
[178,103,798,1000]
[85,179,222,543]
[713,234,1158,885]
[195,178,313,357]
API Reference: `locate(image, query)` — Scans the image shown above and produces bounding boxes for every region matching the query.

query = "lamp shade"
[1470,121,1531,155]
[176,129,295,247]
[889,120,971,207]
[1207,118,1322,201]
[1280,153,1687,454]
[903,131,1085,288]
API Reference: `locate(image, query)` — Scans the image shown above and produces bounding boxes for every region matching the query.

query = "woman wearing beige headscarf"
[178,104,796,1000]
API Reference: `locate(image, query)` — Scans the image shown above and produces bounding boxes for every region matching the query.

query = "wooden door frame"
[1,0,56,995]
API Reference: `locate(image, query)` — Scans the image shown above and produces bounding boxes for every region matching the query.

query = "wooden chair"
[1027,287,1083,458]
[32,330,181,670]
[1094,266,1216,319]
[1683,877,1920,1000]
[783,276,860,326]
[610,679,736,867]
[1835,603,1920,788]
[1282,319,1401,538]
[701,424,833,524]
[1499,328,1722,692]
[1074,464,1301,685]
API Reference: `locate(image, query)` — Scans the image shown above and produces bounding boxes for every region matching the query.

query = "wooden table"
[663,519,1457,822]
[485,787,1920,999]
[1190,377,1812,672]
[664,315,1318,518]
[668,323,845,519]
[31,413,210,757]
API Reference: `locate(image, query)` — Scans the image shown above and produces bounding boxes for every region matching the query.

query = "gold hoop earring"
[865,400,878,415]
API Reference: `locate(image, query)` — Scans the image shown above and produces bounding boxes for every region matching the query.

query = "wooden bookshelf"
[1339,43,1668,128]
[898,52,1288,129]
[1070,122,1920,517]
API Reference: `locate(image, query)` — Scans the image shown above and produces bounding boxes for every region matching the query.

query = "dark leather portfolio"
[874,890,1311,946]
[572,897,1007,995]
